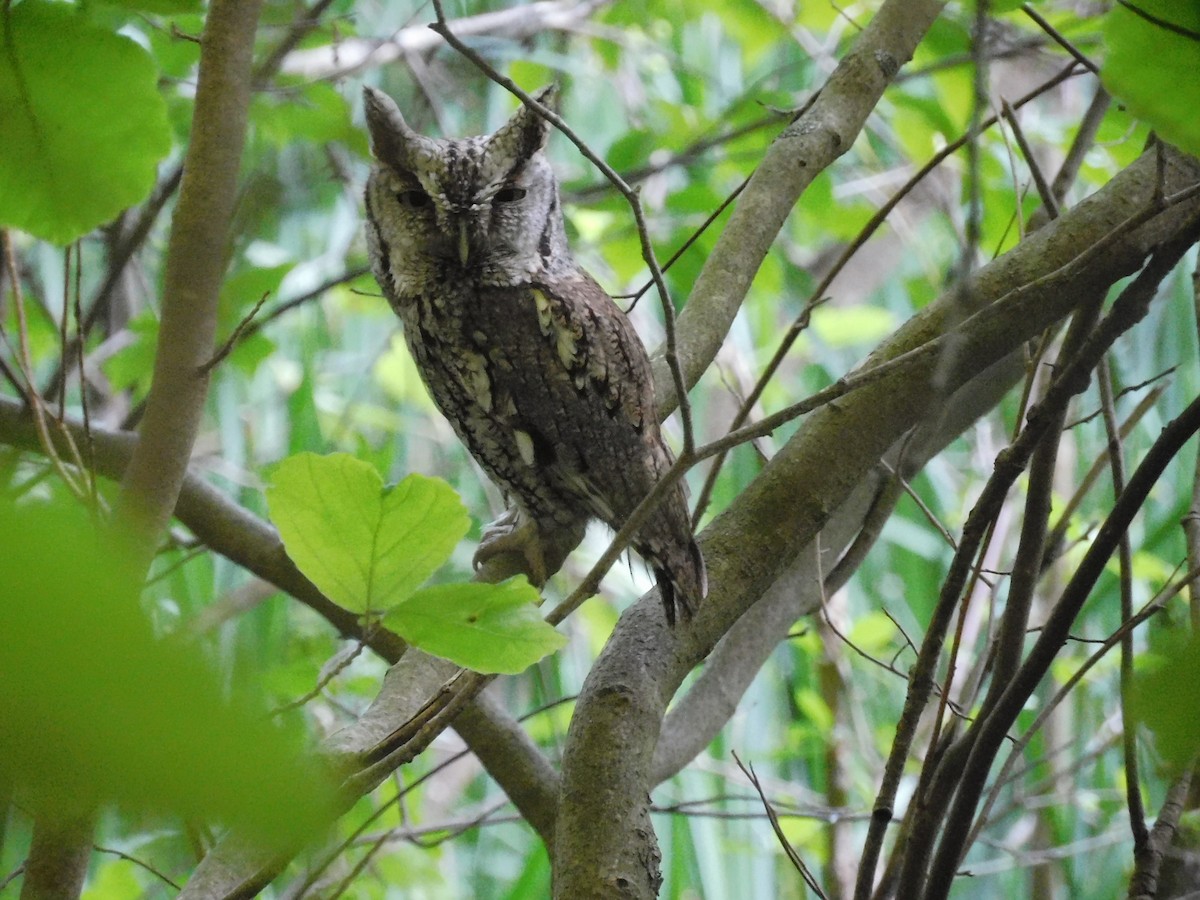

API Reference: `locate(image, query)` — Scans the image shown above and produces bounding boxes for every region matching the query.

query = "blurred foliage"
[0,494,338,849]
[0,1,172,243]
[0,0,1198,897]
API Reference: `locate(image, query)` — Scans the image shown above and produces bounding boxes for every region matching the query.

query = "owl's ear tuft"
[530,83,560,115]
[363,86,436,172]
[490,85,559,165]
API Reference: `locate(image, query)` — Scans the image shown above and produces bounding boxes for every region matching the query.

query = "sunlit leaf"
[847,611,897,654]
[266,453,469,614]
[0,1,172,243]
[385,578,565,674]
[793,688,834,732]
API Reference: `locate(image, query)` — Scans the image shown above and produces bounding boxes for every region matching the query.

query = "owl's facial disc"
[365,86,567,277]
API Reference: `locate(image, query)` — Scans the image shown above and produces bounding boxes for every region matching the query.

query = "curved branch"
[553,142,1200,898]
[651,0,949,414]
[651,353,1025,784]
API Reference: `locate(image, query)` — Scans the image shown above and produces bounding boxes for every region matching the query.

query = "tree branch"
[651,353,1025,785]
[20,4,264,896]
[113,0,264,573]
[920,220,1200,898]
[280,0,612,80]
[0,397,562,891]
[554,141,1200,899]
[650,0,950,414]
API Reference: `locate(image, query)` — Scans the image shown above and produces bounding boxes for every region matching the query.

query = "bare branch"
[281,0,612,79]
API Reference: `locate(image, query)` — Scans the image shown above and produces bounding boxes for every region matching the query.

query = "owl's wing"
[531,270,658,440]
[531,271,705,623]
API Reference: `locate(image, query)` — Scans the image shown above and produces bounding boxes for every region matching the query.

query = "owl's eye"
[494,186,527,203]
[397,189,431,209]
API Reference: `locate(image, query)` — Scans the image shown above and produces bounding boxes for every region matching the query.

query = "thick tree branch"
[114,0,264,573]
[18,811,95,900]
[651,353,1025,784]
[651,0,949,414]
[553,144,1200,898]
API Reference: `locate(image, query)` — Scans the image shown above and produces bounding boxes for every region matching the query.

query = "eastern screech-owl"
[362,85,706,624]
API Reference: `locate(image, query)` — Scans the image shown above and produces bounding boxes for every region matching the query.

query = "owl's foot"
[474,510,549,586]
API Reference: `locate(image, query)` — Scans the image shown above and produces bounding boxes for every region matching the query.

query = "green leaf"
[847,611,897,654]
[0,496,336,844]
[0,1,172,243]
[1132,632,1200,769]
[606,130,657,170]
[266,453,469,614]
[1102,0,1200,157]
[220,264,292,325]
[217,265,289,375]
[385,579,566,675]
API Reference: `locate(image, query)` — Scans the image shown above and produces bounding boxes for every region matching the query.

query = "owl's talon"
[473,512,549,586]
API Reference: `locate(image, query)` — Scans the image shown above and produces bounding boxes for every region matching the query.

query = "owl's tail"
[654,538,707,627]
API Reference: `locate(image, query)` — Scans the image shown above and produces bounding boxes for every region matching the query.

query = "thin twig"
[969,563,1197,849]
[1002,98,1060,220]
[922,265,1200,895]
[694,63,1082,523]
[94,844,181,890]
[1,230,87,498]
[1099,355,1148,851]
[198,291,270,375]
[1021,3,1101,74]
[869,218,1200,900]
[697,179,1200,471]
[734,751,829,899]
[1116,0,1200,41]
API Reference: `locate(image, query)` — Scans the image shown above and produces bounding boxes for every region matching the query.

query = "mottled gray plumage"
[362,85,705,624]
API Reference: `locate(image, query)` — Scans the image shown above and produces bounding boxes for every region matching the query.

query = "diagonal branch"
[554,139,1200,899]
[650,0,950,415]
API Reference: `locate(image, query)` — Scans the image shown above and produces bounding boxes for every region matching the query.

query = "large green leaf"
[1103,0,1200,157]
[0,1,173,243]
[385,579,566,675]
[0,496,335,844]
[266,453,470,615]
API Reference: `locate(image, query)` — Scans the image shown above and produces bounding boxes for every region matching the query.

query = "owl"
[362,84,706,625]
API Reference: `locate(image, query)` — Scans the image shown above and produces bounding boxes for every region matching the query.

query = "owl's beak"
[457,220,471,266]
